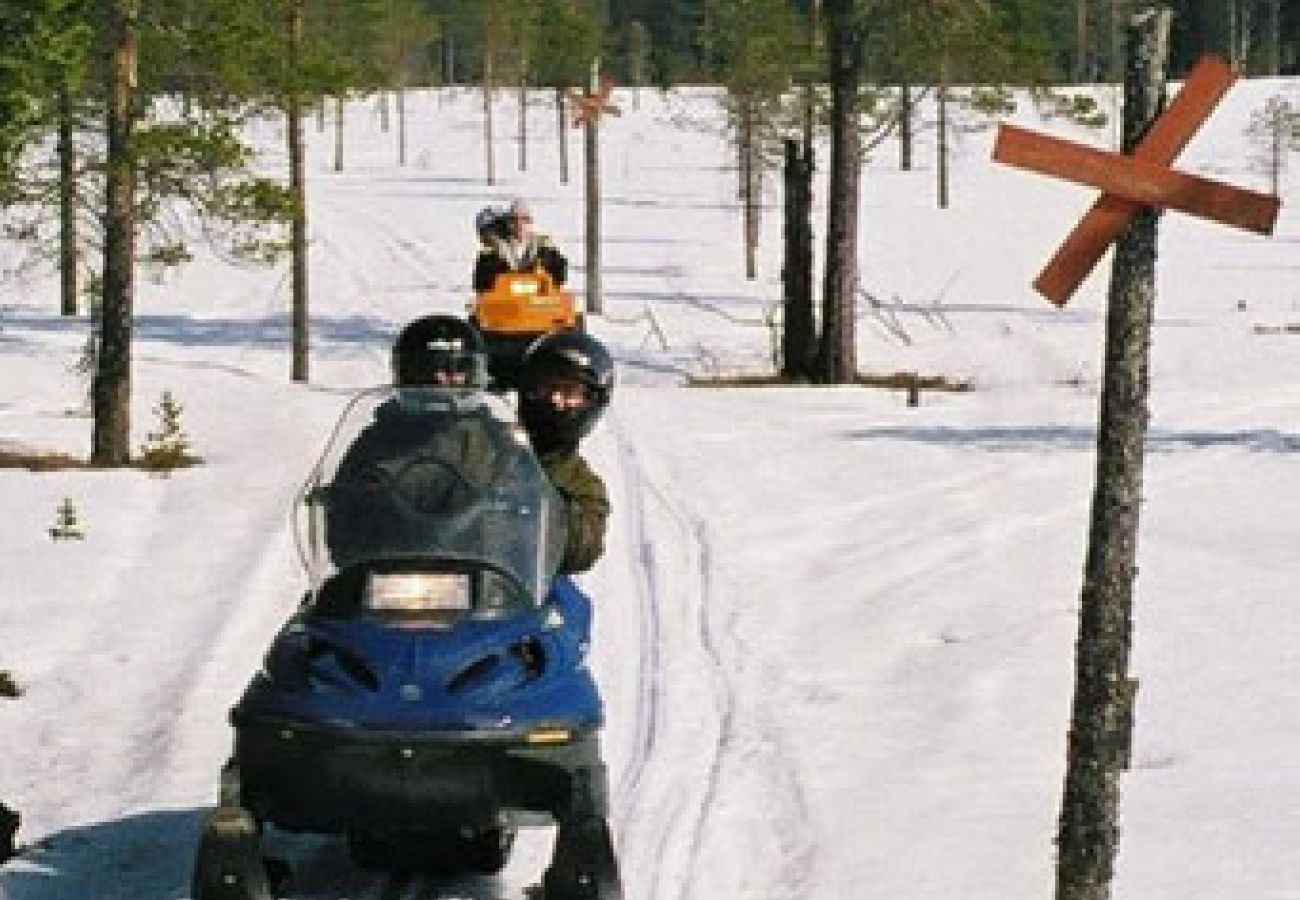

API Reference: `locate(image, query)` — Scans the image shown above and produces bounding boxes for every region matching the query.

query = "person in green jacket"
[516,331,615,574]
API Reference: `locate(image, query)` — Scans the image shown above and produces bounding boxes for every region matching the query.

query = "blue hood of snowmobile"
[233,576,602,735]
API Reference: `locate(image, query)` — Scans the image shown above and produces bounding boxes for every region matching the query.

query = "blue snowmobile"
[192,384,621,899]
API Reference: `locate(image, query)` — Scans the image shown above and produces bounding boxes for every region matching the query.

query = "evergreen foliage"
[531,0,605,89]
[0,0,94,194]
[138,390,199,472]
[48,496,86,540]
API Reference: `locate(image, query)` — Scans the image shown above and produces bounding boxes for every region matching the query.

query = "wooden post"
[288,0,309,384]
[584,58,602,315]
[92,0,138,466]
[1054,9,1170,900]
[781,139,815,380]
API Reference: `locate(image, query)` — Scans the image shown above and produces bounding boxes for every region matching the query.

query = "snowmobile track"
[610,412,816,900]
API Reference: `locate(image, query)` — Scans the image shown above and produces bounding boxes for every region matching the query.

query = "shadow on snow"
[0,808,507,900]
[0,807,203,900]
[845,424,1300,454]
[1,311,394,351]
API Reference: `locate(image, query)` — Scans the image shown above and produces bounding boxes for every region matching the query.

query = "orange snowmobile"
[470,268,584,390]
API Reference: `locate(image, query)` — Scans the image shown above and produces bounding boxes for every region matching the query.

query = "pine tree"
[138,389,197,472]
[700,0,804,279]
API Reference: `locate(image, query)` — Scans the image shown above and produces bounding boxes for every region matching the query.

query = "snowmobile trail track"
[609,412,816,900]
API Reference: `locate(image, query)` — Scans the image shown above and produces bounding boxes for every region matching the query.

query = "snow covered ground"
[1,76,1297,900]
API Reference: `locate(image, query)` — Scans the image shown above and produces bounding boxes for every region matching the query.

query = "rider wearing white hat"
[473,197,568,292]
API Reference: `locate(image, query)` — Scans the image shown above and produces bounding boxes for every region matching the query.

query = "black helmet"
[518,331,615,453]
[391,315,488,387]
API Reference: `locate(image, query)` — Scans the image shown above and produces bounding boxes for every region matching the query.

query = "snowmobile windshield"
[296,386,567,605]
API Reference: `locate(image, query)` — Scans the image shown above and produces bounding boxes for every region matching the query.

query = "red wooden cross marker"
[570,78,621,128]
[993,55,1282,306]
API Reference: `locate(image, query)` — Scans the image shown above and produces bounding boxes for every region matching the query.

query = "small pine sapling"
[138,390,199,473]
[49,497,85,540]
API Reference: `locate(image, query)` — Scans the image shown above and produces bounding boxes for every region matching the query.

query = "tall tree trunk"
[518,67,528,172]
[802,0,821,158]
[1237,0,1256,73]
[742,96,758,279]
[1268,100,1283,195]
[1108,0,1122,82]
[444,33,455,84]
[1054,10,1171,900]
[92,0,139,466]
[58,82,77,318]
[333,95,344,172]
[1265,0,1281,76]
[1076,0,1090,82]
[817,0,864,384]
[781,139,815,380]
[629,20,648,111]
[288,0,309,384]
[899,81,913,171]
[397,84,407,166]
[1228,0,1239,69]
[484,36,496,185]
[378,92,390,133]
[737,126,747,200]
[937,57,949,209]
[557,87,569,185]
[584,59,602,316]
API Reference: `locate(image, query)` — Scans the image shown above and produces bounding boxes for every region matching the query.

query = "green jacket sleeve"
[540,450,609,574]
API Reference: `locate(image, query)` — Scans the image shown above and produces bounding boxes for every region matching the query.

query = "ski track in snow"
[610,413,816,900]
[0,397,313,898]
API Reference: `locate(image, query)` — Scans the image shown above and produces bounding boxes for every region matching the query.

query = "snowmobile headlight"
[365,573,471,617]
[509,279,540,296]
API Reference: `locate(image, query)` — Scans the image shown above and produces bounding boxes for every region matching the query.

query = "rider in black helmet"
[326,316,500,565]
[517,331,614,574]
[390,314,489,388]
